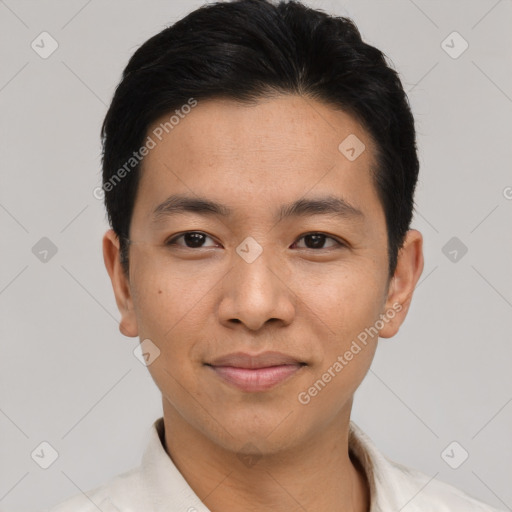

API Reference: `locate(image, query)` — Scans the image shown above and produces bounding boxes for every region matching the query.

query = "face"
[103,94,423,455]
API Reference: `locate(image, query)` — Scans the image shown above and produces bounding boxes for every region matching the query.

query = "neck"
[161,399,370,512]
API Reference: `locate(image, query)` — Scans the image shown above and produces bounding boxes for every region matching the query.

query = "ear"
[102,229,139,337]
[378,229,424,338]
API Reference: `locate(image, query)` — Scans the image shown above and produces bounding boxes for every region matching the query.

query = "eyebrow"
[152,194,365,223]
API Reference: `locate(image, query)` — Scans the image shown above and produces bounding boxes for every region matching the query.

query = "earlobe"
[379,229,424,339]
[102,229,139,338]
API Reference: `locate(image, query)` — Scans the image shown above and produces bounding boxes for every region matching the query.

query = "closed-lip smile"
[205,351,306,392]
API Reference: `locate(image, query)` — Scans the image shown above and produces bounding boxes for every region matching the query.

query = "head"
[102,0,423,454]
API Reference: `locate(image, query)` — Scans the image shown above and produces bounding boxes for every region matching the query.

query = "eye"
[291,233,345,250]
[165,231,220,249]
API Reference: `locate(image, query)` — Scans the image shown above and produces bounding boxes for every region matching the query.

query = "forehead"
[135,94,383,225]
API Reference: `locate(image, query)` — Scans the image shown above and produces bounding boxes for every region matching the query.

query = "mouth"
[205,351,307,392]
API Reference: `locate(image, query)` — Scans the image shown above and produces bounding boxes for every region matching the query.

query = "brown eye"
[165,231,219,248]
[292,233,343,250]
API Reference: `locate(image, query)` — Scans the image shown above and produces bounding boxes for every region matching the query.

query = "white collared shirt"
[43,417,504,512]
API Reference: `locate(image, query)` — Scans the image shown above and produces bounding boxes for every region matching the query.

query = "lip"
[206,351,306,392]
[208,351,304,369]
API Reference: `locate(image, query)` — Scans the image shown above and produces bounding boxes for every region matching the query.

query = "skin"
[103,94,424,512]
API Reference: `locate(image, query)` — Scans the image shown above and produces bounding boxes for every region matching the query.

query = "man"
[45,0,504,510]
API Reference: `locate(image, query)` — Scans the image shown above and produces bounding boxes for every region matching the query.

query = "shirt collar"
[348,421,406,511]
[139,416,403,512]
[140,417,211,512]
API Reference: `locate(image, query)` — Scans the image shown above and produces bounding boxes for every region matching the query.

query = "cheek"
[294,261,386,339]
[130,263,226,395]
[131,261,218,337]
[131,270,206,392]
[297,270,382,414]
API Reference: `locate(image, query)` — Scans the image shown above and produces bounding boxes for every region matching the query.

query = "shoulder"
[41,466,143,512]
[387,459,505,512]
[348,422,505,512]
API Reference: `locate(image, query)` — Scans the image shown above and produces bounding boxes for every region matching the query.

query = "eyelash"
[164,231,347,250]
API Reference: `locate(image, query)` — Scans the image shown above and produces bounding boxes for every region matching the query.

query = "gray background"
[1,0,511,511]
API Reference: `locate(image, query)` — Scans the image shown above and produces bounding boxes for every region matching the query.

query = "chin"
[201,403,308,451]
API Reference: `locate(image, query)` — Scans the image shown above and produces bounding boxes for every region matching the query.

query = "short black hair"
[101,0,419,279]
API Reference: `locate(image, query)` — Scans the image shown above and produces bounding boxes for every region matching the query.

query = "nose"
[218,248,296,331]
